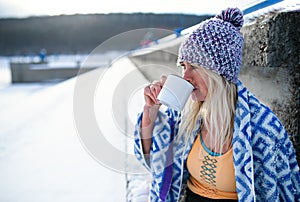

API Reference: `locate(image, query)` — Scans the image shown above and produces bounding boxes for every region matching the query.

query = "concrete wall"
[241,11,299,163]
[129,11,300,163]
[10,62,96,83]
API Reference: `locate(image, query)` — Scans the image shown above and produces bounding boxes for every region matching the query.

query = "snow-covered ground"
[0,55,151,202]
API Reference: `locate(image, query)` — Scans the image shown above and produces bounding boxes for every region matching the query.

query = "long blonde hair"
[178,66,237,153]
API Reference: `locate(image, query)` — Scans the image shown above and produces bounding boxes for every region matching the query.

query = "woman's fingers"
[143,76,168,107]
[151,82,162,98]
[160,75,167,86]
[144,82,163,106]
[144,84,156,105]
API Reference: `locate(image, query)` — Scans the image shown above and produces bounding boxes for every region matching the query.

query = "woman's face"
[180,62,208,102]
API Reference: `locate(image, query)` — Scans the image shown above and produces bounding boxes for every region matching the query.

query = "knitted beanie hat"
[178,7,244,83]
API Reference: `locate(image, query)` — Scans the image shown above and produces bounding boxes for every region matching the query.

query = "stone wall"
[241,11,299,163]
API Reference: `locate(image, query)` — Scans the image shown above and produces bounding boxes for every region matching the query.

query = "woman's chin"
[191,92,205,102]
[191,93,199,102]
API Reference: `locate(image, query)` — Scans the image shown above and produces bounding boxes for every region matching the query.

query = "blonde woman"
[134,8,300,202]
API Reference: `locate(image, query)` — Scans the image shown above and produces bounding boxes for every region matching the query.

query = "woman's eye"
[191,65,196,69]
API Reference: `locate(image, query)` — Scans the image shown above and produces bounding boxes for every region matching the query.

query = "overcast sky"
[0,0,260,18]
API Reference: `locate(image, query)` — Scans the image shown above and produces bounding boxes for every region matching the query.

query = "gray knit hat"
[178,7,244,83]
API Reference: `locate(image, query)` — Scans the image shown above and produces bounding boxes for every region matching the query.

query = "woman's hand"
[143,75,167,108]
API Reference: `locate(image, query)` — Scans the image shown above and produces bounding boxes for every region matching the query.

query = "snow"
[0,55,151,202]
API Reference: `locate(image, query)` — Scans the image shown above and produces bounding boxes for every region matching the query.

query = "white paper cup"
[157,74,194,111]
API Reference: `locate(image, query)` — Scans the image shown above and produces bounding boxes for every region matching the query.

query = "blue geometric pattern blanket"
[134,80,300,202]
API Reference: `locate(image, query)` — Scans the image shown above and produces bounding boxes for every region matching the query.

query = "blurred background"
[0,0,299,201]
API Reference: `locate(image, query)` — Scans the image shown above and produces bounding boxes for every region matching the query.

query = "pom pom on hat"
[178,7,244,83]
[216,7,244,30]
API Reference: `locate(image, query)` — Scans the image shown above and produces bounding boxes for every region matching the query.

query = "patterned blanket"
[134,80,300,201]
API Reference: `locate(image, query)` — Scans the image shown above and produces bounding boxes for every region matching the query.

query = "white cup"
[157,74,194,111]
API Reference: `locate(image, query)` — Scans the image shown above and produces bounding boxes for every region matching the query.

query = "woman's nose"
[183,68,192,82]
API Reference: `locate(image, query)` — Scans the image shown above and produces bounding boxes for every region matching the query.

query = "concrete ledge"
[241,11,299,162]
[10,62,97,83]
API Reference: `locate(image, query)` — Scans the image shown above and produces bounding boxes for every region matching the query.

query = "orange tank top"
[186,134,238,200]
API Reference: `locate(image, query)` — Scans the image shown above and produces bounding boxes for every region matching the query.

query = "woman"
[134,8,300,202]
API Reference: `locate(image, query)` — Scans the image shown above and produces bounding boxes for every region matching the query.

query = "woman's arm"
[141,76,166,154]
[141,105,160,154]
